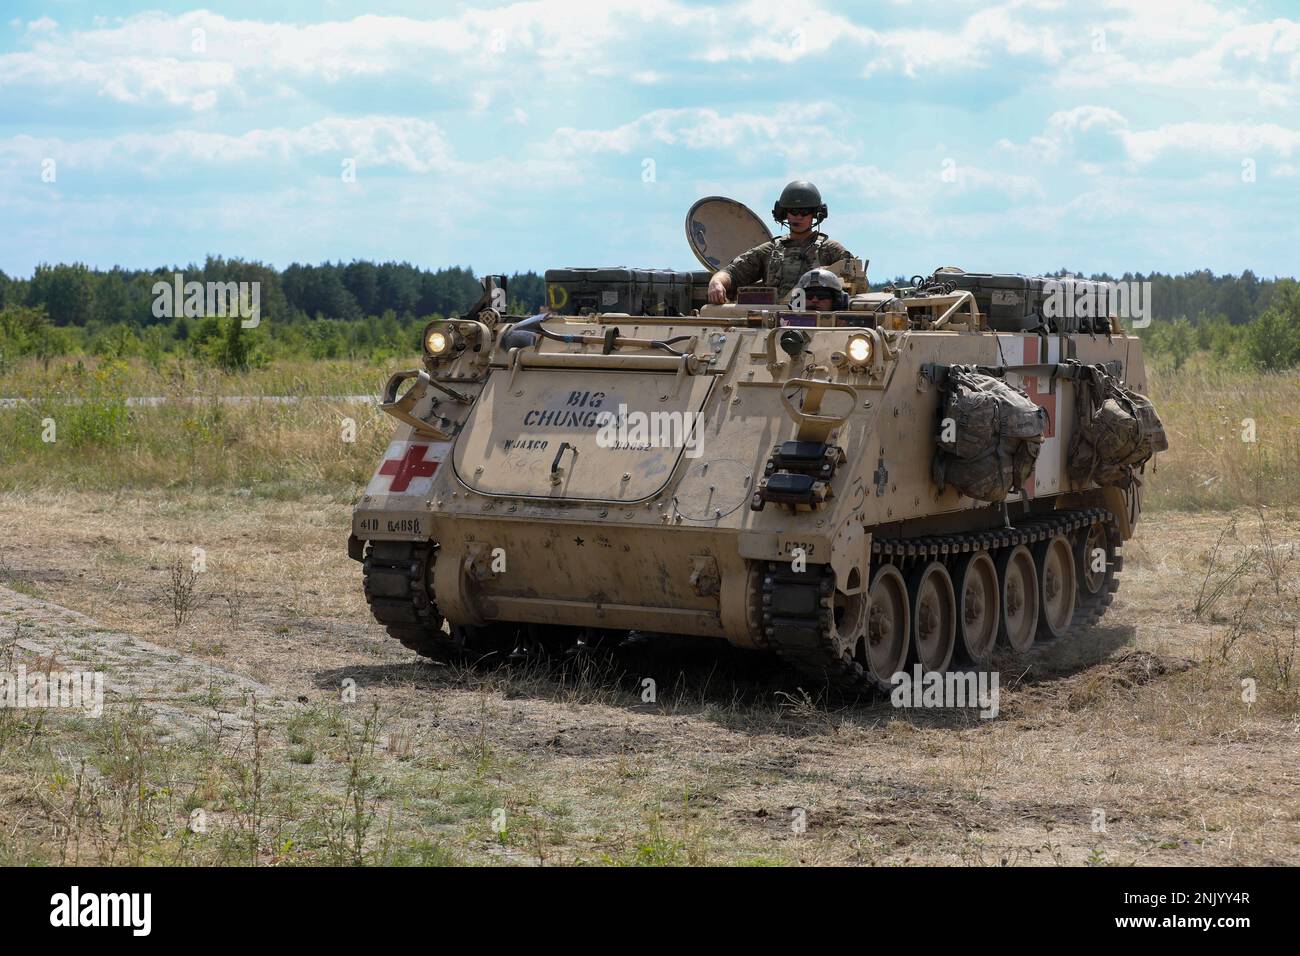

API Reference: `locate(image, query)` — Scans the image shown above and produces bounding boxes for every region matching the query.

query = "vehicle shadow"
[313,620,1149,737]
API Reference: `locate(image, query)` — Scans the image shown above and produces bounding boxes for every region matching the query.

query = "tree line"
[0,258,549,371]
[1084,270,1299,372]
[3,260,1292,332]
[880,268,1300,372]
[0,258,547,328]
[0,260,1297,372]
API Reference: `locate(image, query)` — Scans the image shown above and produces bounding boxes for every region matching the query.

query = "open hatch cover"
[685,196,772,271]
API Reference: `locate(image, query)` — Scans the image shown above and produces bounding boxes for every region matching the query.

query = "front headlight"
[424,320,478,363]
[847,334,873,365]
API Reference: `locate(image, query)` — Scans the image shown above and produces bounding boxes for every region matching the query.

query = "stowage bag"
[932,369,1049,502]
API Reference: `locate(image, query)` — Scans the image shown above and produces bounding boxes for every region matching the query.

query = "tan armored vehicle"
[349,198,1167,692]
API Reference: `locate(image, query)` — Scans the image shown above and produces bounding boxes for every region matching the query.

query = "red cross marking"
[378,444,438,492]
[1018,336,1058,496]
[1022,374,1057,439]
[1021,336,1056,439]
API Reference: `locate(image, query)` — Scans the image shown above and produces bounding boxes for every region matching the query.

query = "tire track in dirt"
[0,584,296,738]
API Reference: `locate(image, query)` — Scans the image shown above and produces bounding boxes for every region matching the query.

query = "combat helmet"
[772,180,828,225]
[795,267,846,310]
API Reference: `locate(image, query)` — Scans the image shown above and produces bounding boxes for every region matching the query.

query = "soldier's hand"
[707,277,728,304]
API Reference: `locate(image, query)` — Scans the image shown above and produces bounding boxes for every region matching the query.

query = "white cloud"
[4,0,1235,117]
[3,1,1298,279]
[943,164,1047,201]
[0,4,706,110]
[1094,0,1243,46]
[0,114,602,216]
[0,117,457,175]
[1059,184,1146,224]
[817,163,913,203]
[1058,7,1300,105]
[819,157,1045,208]
[1009,105,1129,163]
[1001,109,1300,171]
[0,48,237,110]
[866,5,1064,77]
[0,1,1288,130]
[699,0,871,64]
[1120,122,1300,163]
[699,0,1063,74]
[550,104,855,163]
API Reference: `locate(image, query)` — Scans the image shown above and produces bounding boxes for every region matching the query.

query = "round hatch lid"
[685,196,772,271]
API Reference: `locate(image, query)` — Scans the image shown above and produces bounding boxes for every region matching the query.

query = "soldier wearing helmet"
[794,268,847,311]
[707,180,853,304]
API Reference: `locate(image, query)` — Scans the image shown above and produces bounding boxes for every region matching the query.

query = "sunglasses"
[785,207,815,217]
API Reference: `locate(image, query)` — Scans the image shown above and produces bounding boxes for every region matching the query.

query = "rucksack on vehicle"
[931,368,1049,502]
[1065,363,1168,488]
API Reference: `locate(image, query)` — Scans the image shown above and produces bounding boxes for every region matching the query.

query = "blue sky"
[1,1,1298,281]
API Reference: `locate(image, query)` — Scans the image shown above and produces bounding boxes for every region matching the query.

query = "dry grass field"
[0,356,1296,865]
[0,353,1295,506]
[1143,362,1300,510]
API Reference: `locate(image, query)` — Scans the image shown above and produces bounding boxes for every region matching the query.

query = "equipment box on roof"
[931,272,1111,333]
[643,269,694,316]
[689,270,714,310]
[545,267,696,316]
[545,267,647,315]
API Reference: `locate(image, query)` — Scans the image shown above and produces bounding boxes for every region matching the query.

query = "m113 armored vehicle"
[349,198,1166,692]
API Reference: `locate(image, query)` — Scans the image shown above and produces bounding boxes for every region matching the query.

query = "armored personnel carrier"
[349,198,1166,692]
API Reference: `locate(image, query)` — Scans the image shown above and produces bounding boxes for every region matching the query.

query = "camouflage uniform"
[720,232,853,299]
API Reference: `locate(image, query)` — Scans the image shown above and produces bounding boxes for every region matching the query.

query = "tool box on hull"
[544,267,695,316]
[931,272,1113,333]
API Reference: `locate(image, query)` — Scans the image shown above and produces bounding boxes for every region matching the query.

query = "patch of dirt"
[0,489,1296,865]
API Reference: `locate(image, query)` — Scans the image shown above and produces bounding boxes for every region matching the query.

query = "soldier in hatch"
[706,180,853,304]
[793,268,848,311]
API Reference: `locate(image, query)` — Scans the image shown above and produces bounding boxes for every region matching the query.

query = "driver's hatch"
[453,368,714,503]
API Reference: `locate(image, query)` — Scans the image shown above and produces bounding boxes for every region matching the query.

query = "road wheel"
[907,561,956,673]
[1034,535,1077,641]
[996,544,1039,652]
[860,565,910,688]
[1074,519,1119,626]
[953,551,1000,667]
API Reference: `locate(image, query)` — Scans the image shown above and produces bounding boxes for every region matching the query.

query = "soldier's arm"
[711,243,770,302]
[819,239,853,266]
[708,269,733,302]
